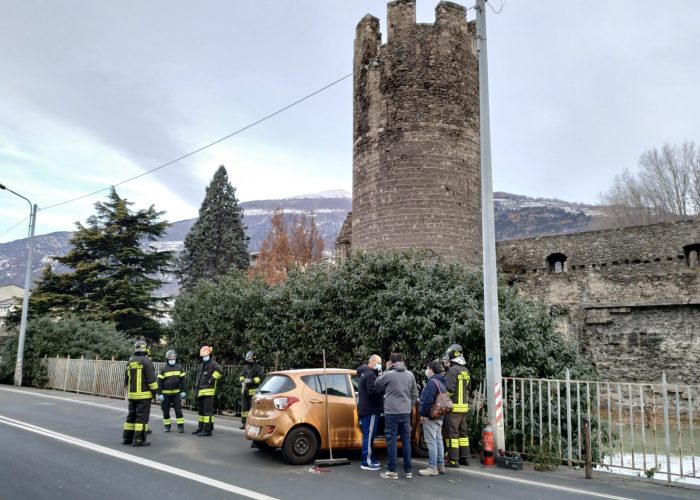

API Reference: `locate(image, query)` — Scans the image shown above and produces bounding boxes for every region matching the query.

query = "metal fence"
[40,356,240,412]
[503,370,699,482]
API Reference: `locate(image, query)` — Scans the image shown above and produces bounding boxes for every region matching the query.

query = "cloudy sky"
[1,0,699,242]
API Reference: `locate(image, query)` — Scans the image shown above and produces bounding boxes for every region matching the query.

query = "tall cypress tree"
[178,165,249,287]
[16,188,173,343]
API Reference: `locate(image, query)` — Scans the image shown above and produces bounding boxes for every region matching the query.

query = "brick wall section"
[351,0,482,266]
[497,219,700,382]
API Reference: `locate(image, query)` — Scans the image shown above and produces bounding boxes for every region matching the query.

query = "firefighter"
[192,345,224,437]
[444,343,471,467]
[122,340,158,447]
[157,349,186,433]
[239,350,265,429]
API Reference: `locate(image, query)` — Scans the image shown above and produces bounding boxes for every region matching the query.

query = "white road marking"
[0,414,277,500]
[0,387,244,433]
[412,459,635,500]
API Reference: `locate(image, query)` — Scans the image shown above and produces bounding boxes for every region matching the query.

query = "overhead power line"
[40,8,476,212]
[0,215,30,238]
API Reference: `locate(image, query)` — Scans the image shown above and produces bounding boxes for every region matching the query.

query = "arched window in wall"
[547,253,568,274]
[684,244,700,268]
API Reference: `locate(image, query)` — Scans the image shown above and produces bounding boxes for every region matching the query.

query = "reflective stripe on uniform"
[453,403,469,413]
[198,388,216,396]
[212,371,223,380]
[448,439,459,449]
[247,388,256,396]
[134,423,145,431]
[157,374,165,379]
[459,437,470,446]
[241,411,249,417]
[253,377,261,384]
[176,418,184,424]
[128,391,153,400]
[201,416,211,423]
[162,389,179,395]
[163,419,171,425]
[123,422,135,430]
[239,376,245,381]
[162,371,182,378]
[148,382,158,391]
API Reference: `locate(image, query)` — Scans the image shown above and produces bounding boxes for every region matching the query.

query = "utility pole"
[0,183,37,387]
[475,0,505,452]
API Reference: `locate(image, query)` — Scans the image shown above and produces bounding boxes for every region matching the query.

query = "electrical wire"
[487,0,507,15]
[40,7,478,212]
[0,215,30,238]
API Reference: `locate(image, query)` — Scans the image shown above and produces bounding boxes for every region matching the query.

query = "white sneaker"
[419,467,438,476]
[380,471,398,479]
[361,463,381,471]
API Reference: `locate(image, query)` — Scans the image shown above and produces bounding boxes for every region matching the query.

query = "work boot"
[239,424,246,430]
[459,456,470,466]
[437,464,446,475]
[192,423,203,435]
[133,431,151,447]
[446,460,459,468]
[177,424,185,433]
[122,438,132,445]
[164,425,171,433]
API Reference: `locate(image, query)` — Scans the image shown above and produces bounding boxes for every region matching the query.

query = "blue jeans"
[385,413,412,473]
[422,418,445,468]
[360,414,380,466]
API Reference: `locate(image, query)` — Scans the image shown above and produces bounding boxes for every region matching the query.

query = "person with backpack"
[418,360,448,476]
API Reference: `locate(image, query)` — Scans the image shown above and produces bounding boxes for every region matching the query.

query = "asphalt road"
[0,386,697,500]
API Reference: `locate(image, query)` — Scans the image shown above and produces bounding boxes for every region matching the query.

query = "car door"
[302,374,357,448]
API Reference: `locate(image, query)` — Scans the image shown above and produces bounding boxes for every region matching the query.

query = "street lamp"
[0,182,38,387]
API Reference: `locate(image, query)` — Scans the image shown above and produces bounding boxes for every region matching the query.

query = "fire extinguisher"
[482,424,494,466]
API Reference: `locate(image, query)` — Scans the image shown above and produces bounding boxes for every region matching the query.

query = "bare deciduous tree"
[252,210,325,284]
[598,141,700,228]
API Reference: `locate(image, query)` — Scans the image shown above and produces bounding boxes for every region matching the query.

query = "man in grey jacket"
[375,352,419,479]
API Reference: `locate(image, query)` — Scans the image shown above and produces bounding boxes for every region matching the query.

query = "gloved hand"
[180,392,186,399]
[157,394,164,402]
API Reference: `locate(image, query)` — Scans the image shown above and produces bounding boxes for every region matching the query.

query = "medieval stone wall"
[497,219,700,382]
[352,0,482,266]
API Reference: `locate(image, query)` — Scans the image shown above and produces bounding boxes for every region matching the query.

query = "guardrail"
[503,370,699,483]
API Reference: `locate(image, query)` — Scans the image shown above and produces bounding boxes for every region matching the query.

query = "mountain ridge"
[0,191,605,296]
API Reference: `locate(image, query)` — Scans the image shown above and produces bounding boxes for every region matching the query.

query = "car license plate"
[247,425,261,437]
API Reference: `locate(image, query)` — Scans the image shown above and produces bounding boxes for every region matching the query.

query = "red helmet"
[199,346,212,357]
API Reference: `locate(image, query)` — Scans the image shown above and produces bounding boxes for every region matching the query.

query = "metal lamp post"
[0,182,37,387]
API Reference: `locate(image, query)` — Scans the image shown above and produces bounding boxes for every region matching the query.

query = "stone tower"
[350,0,481,266]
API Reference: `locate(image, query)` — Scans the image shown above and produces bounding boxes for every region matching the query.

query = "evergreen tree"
[178,165,249,287]
[18,188,172,343]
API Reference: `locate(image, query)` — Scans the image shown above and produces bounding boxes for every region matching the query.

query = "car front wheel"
[282,426,319,465]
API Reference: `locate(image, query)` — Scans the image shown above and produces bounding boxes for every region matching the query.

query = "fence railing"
[503,370,699,483]
[40,356,241,412]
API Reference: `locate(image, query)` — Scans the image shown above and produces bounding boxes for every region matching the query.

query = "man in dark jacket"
[157,349,186,433]
[357,354,383,470]
[123,340,158,447]
[193,345,224,437]
[418,360,447,476]
[239,350,265,429]
[375,352,419,480]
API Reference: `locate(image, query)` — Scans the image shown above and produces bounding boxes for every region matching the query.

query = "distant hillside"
[0,190,607,296]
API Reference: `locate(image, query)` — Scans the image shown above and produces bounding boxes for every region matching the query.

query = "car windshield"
[257,375,296,394]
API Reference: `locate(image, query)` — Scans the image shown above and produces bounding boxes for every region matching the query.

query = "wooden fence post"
[63,355,70,391]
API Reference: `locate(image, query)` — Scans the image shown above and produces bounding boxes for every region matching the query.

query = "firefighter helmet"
[446,344,463,359]
[134,340,148,353]
[166,349,177,360]
[245,350,255,362]
[199,345,212,357]
[446,343,466,366]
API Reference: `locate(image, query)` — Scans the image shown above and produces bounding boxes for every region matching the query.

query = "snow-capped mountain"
[0,190,604,296]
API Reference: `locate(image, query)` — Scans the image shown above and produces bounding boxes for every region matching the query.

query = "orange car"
[245,368,427,464]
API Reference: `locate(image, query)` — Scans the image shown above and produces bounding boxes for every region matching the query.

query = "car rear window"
[257,375,296,395]
[301,374,352,398]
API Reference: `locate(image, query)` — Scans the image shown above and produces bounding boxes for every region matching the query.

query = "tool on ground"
[313,349,350,467]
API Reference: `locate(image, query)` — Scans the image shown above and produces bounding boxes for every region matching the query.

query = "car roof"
[268,368,355,376]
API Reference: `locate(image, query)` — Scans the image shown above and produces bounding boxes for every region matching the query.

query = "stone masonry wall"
[352,0,482,266]
[497,219,700,382]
